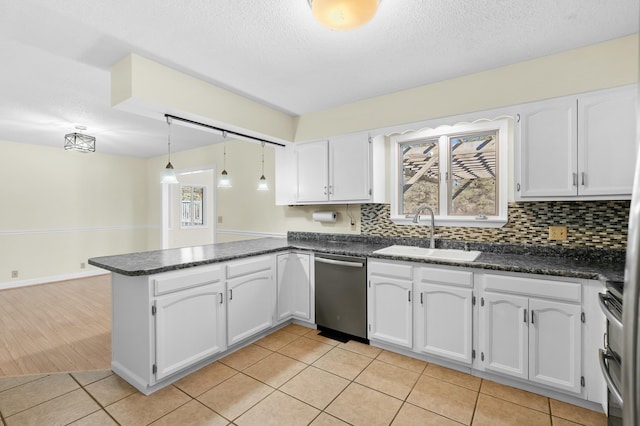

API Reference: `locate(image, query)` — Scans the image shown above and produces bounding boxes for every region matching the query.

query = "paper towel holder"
[313,211,338,223]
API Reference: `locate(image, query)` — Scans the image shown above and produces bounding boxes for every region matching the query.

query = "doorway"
[161,166,216,249]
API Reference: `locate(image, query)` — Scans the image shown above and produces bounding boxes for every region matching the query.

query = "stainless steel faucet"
[412,205,435,249]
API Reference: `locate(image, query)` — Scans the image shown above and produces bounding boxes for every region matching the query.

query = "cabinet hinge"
[480,297,484,307]
[516,113,521,123]
[152,364,157,374]
[481,352,485,362]
[369,188,372,196]
[368,324,371,331]
[581,376,585,387]
[151,305,156,316]
[368,135,372,144]
[368,280,371,288]
[472,349,476,359]
[472,295,476,306]
[581,312,585,323]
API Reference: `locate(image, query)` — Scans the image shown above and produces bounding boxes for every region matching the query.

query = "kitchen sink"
[372,245,481,262]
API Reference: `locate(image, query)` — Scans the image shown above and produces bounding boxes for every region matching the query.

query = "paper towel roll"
[313,211,338,222]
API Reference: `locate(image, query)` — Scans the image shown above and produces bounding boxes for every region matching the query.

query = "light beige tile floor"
[0,324,608,426]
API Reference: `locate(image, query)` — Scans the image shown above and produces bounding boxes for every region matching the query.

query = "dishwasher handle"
[315,257,364,268]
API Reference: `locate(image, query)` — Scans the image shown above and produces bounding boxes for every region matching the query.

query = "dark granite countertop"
[88,232,626,282]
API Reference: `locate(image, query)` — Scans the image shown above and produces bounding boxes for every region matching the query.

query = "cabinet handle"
[420,293,423,304]
[516,183,520,192]
[572,173,578,187]
[531,310,535,324]
[219,293,223,304]
[581,172,585,186]
[229,289,233,300]
[524,308,527,323]
[408,290,411,302]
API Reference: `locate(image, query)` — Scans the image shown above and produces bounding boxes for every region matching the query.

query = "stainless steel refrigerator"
[622,78,640,425]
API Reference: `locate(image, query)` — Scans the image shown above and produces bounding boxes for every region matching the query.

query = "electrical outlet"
[218,216,223,224]
[549,226,568,241]
[11,270,18,278]
[80,262,86,269]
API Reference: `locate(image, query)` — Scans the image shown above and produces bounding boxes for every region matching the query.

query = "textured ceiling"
[0,0,637,157]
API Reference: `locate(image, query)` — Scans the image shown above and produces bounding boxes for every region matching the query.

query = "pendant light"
[161,116,179,185]
[307,0,380,31]
[257,142,269,191]
[218,137,232,188]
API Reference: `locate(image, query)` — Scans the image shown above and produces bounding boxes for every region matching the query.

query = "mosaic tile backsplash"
[360,201,630,250]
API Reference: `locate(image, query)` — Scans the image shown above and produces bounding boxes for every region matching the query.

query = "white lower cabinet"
[478,274,583,394]
[368,260,413,348]
[226,256,276,346]
[276,252,313,322]
[415,282,473,364]
[154,282,226,380]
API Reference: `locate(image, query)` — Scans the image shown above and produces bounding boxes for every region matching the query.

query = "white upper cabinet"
[577,88,637,196]
[295,140,330,203]
[516,85,637,200]
[276,132,386,205]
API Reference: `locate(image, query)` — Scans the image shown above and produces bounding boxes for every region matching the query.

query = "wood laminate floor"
[0,275,111,376]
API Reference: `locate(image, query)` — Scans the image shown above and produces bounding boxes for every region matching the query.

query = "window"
[181,185,205,227]
[391,119,508,227]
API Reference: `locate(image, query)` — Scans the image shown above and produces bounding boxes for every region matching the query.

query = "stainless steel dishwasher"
[314,253,367,341]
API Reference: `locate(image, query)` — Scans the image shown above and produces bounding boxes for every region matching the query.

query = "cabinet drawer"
[480,273,581,303]
[418,266,473,288]
[226,256,273,279]
[154,264,223,296]
[368,260,413,280]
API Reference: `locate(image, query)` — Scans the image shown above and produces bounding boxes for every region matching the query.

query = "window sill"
[390,216,507,228]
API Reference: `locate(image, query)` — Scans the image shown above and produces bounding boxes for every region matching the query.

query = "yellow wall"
[0,140,149,285]
[1,35,637,285]
[145,139,360,248]
[295,35,639,140]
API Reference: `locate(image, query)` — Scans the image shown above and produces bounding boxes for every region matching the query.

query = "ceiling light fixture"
[218,136,232,188]
[257,142,269,191]
[64,126,95,153]
[161,116,179,185]
[307,0,380,31]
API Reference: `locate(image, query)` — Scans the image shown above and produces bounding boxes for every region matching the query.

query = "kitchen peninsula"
[89,233,623,411]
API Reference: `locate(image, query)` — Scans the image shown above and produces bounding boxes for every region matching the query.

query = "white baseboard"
[0,269,110,291]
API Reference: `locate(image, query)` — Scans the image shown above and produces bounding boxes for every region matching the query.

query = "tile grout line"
[0,374,81,421]
[68,372,122,425]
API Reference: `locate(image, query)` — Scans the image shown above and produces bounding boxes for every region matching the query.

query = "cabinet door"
[329,134,371,201]
[480,292,528,380]
[529,298,582,394]
[277,253,311,321]
[227,270,275,346]
[154,283,226,381]
[368,274,412,348]
[517,98,578,198]
[578,86,637,197]
[295,141,329,202]
[415,283,473,364]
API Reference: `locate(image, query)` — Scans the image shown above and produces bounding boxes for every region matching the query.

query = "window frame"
[390,119,509,228]
[180,185,207,228]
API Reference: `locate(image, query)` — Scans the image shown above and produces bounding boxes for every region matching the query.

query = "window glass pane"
[448,131,498,216]
[192,187,204,225]
[181,186,192,226]
[399,140,440,215]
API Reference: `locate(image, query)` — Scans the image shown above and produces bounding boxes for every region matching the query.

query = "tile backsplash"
[360,201,630,249]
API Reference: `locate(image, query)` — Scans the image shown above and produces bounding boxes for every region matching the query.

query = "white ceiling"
[0,0,637,158]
